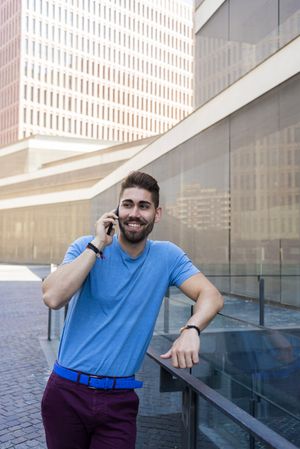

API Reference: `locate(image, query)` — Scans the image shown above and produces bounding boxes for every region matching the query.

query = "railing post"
[249,397,256,449]
[164,288,170,334]
[182,386,197,449]
[258,276,265,326]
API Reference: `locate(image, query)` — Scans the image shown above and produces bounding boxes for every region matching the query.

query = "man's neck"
[118,235,147,258]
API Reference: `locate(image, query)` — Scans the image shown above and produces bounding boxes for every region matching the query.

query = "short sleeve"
[61,235,93,265]
[168,242,200,287]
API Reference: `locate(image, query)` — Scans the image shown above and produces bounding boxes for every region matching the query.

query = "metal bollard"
[47,308,52,341]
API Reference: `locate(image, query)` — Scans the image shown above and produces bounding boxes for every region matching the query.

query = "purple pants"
[41,372,139,449]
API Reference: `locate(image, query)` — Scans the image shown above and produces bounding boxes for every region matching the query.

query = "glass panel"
[197,396,251,449]
[195,2,229,107]
[230,78,281,302]
[147,120,230,294]
[279,0,300,46]
[230,0,278,68]
[194,321,300,446]
[278,75,300,308]
[154,288,193,335]
[195,0,300,108]
[230,73,300,316]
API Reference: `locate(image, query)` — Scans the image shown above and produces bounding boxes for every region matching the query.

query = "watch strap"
[86,242,104,259]
[179,324,201,336]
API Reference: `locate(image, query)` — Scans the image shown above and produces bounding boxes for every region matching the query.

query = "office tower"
[0,0,193,146]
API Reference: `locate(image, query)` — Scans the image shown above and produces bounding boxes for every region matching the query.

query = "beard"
[118,217,155,244]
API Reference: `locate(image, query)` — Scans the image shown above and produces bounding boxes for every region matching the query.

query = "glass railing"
[145,291,300,448]
[205,274,300,328]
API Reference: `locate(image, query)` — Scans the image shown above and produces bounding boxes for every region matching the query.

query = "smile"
[126,223,143,228]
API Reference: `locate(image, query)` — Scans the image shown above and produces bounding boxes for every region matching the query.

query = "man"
[42,171,223,449]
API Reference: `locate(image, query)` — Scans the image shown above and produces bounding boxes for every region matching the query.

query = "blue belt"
[53,361,143,390]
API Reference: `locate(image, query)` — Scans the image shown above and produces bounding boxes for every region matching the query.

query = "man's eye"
[140,204,149,209]
[123,203,131,208]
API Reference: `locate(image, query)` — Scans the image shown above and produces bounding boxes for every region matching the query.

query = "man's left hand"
[160,331,200,368]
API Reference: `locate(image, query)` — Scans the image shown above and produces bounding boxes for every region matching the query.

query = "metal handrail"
[205,273,299,326]
[147,347,299,449]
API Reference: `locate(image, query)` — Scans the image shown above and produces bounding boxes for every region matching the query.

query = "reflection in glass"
[197,397,251,449]
[195,0,300,108]
[230,74,300,307]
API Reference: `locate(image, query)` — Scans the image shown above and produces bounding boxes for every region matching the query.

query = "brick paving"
[0,279,49,449]
[0,267,185,449]
[136,354,184,449]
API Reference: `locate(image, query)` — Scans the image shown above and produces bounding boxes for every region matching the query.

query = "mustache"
[123,218,147,225]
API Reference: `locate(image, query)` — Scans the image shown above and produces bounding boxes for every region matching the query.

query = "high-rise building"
[0,0,193,146]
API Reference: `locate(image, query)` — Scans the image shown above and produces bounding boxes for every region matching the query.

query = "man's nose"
[129,206,140,216]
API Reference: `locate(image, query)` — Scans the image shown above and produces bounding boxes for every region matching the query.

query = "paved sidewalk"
[0,266,183,449]
[0,276,50,448]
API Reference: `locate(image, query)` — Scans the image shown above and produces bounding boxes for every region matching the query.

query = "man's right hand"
[92,210,119,250]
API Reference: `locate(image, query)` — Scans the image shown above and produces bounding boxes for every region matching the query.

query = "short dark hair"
[120,171,160,207]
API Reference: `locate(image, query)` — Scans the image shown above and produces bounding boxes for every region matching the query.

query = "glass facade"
[0,201,90,263]
[91,74,300,311]
[230,75,300,308]
[195,0,300,107]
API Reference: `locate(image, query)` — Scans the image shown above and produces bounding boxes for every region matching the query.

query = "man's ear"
[154,207,162,223]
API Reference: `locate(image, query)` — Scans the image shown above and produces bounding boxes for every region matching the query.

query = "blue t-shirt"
[57,235,199,376]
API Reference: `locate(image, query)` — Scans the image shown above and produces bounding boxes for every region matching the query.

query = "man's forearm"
[186,288,224,331]
[42,248,98,309]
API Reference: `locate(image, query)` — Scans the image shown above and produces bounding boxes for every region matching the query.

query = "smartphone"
[107,206,119,235]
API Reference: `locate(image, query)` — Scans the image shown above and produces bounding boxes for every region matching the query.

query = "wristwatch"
[179,325,201,336]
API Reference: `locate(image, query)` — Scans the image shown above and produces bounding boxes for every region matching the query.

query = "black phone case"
[107,207,119,235]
